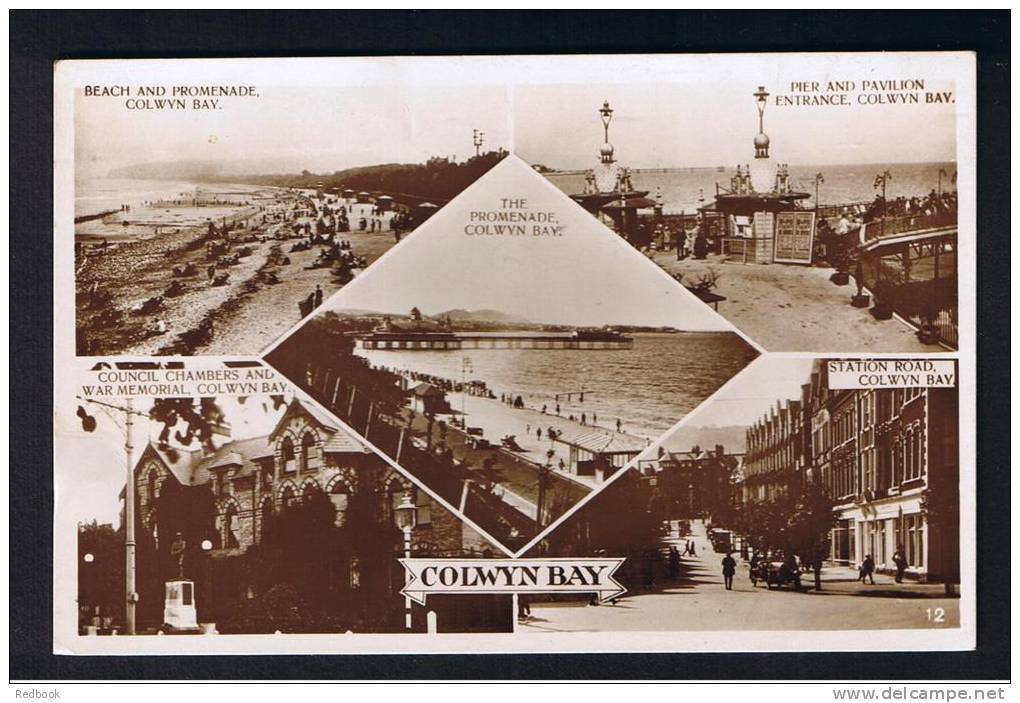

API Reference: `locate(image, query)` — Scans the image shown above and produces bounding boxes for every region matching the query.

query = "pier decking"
[356,331,634,351]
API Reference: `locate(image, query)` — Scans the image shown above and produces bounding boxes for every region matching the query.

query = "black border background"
[10,10,1010,681]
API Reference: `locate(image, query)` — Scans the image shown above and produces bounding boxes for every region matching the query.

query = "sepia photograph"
[45,49,979,660]
[516,80,959,352]
[73,82,511,356]
[519,357,961,633]
[63,361,514,639]
[265,156,758,552]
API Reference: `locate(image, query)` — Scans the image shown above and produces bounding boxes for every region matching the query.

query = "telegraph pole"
[124,398,136,635]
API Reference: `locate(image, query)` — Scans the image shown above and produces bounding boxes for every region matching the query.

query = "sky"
[320,155,734,331]
[662,357,816,451]
[74,73,956,180]
[75,84,513,179]
[512,81,957,170]
[58,395,288,526]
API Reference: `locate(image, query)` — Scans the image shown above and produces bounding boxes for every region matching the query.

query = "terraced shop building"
[126,398,511,633]
[804,361,960,584]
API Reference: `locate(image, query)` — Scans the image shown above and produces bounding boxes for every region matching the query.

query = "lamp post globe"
[83,553,95,563]
[201,539,213,552]
[395,491,417,532]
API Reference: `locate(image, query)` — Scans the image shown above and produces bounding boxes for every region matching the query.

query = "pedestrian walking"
[669,546,680,578]
[517,594,531,620]
[722,552,737,590]
[859,554,876,584]
[892,547,907,583]
[314,284,323,308]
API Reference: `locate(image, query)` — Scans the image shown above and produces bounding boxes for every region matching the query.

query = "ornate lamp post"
[394,491,418,630]
[753,86,771,159]
[814,172,825,211]
[598,100,614,144]
[460,356,473,424]
[874,170,892,215]
[200,539,213,626]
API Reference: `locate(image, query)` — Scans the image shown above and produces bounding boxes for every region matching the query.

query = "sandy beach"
[76,189,400,356]
[650,251,936,352]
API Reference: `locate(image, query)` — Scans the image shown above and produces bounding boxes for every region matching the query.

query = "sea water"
[355,332,758,441]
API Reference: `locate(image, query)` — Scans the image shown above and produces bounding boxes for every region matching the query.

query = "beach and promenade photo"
[264,156,759,552]
[515,79,959,352]
[73,82,511,356]
[519,356,961,632]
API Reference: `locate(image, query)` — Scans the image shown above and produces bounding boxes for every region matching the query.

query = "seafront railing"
[861,210,957,241]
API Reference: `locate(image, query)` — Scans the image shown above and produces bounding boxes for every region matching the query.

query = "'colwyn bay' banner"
[399,559,627,605]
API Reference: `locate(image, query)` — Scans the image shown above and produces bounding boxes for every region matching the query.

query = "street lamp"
[814,172,825,212]
[460,355,473,424]
[394,491,418,630]
[83,553,95,563]
[753,86,770,134]
[598,100,614,144]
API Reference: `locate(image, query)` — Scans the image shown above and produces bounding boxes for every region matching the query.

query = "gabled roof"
[268,397,339,442]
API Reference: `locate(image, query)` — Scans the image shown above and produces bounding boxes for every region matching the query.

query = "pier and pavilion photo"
[517,79,959,352]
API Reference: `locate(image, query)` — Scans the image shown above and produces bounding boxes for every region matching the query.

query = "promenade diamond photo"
[264,155,758,553]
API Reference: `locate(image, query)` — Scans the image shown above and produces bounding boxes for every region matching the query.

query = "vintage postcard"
[53,52,975,654]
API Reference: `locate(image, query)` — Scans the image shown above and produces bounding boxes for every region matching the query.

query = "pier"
[356,330,634,351]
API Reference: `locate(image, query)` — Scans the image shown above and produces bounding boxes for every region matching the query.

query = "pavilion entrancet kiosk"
[699,86,814,264]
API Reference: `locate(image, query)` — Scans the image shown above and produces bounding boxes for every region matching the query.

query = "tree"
[476,454,507,494]
[78,521,125,628]
[732,480,836,590]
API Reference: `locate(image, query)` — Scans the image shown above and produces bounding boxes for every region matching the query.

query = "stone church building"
[130,398,509,632]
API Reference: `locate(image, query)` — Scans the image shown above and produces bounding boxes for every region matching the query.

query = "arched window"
[146,467,159,504]
[259,497,273,543]
[281,437,296,473]
[223,503,239,548]
[280,485,296,509]
[302,481,322,503]
[301,433,316,471]
[330,480,350,527]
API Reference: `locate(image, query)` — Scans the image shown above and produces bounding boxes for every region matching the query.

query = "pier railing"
[862,210,957,242]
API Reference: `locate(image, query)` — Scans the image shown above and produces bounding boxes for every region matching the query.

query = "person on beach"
[536,427,542,440]
[314,284,323,308]
[722,552,737,590]
[616,418,622,433]
[581,413,586,425]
